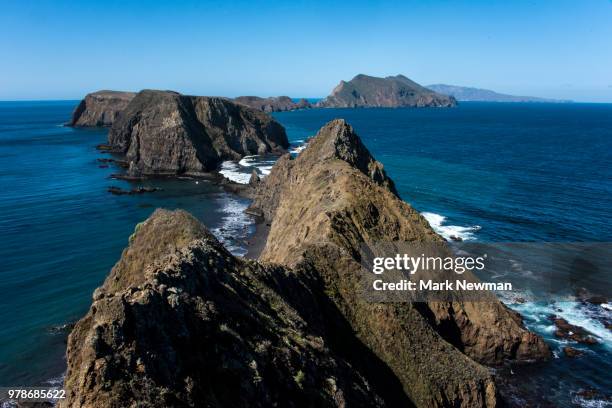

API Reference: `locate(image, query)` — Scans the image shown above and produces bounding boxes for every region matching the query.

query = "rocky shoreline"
[58,90,609,407]
[58,119,554,407]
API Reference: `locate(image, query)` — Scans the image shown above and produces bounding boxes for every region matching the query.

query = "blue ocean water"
[0,101,255,386]
[274,104,612,243]
[271,104,612,407]
[0,101,610,406]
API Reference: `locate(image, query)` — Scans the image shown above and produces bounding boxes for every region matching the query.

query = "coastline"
[2,102,611,407]
[244,220,270,260]
[92,144,612,407]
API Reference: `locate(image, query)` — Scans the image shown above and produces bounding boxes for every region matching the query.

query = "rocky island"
[69,90,135,127]
[317,74,457,108]
[61,119,549,407]
[233,95,311,112]
[70,90,288,177]
[105,90,288,176]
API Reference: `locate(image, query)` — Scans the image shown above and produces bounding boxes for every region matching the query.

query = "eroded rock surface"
[69,91,135,127]
[107,90,288,175]
[251,119,550,402]
[62,210,396,407]
[64,120,550,408]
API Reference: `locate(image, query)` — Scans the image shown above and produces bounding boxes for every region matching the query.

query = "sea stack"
[107,90,289,176]
[62,120,549,407]
[69,90,135,127]
[317,74,457,108]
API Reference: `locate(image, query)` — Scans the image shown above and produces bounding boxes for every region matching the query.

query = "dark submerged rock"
[563,347,584,358]
[107,186,161,195]
[550,315,599,344]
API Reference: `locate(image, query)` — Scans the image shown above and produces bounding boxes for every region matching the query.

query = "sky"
[1,0,612,102]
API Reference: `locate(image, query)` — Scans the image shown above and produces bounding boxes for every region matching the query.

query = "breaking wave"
[421,211,481,241]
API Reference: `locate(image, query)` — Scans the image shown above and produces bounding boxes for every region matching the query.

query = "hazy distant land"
[427,84,572,103]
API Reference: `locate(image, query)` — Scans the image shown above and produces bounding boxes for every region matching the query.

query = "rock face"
[63,120,549,407]
[62,209,393,407]
[107,90,289,176]
[317,74,457,108]
[233,96,312,112]
[69,91,135,127]
[250,119,550,401]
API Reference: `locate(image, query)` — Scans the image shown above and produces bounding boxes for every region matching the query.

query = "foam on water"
[211,194,253,257]
[421,212,481,241]
[220,155,279,184]
[511,300,612,348]
[555,301,612,347]
[237,155,258,167]
[218,161,252,184]
[572,396,612,408]
[290,143,308,154]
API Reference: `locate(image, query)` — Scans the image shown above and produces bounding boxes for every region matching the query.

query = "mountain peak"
[294,119,399,196]
[318,74,456,108]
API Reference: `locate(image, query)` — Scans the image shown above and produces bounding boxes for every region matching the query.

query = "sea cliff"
[69,90,135,127]
[107,90,288,176]
[61,119,549,407]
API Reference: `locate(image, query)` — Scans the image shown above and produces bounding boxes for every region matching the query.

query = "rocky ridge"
[233,96,312,112]
[106,90,288,176]
[317,74,457,108]
[250,119,549,398]
[62,209,394,407]
[62,119,550,407]
[69,90,135,127]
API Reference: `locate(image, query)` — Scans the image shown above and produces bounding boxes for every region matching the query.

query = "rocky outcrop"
[107,90,288,176]
[317,74,456,108]
[69,91,135,127]
[62,210,397,407]
[64,120,549,407]
[250,119,550,400]
[233,96,312,112]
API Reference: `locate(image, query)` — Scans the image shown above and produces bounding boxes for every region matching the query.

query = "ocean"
[0,101,611,406]
[0,101,256,386]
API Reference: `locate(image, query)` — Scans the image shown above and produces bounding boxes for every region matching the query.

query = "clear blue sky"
[1,0,611,102]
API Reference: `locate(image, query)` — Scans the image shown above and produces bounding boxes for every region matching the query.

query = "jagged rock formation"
[63,119,549,407]
[317,74,457,108]
[427,84,571,103]
[250,119,550,401]
[107,90,288,176]
[62,209,394,407]
[69,91,135,127]
[234,96,312,112]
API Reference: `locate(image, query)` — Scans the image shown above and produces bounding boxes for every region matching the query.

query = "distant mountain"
[317,74,457,108]
[427,84,571,103]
